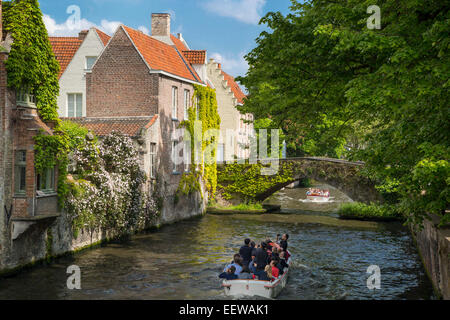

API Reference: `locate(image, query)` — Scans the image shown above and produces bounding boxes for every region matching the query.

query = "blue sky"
[39,0,294,78]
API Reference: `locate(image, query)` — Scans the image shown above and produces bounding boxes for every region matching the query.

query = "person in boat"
[265,265,274,281]
[279,251,289,272]
[250,241,256,256]
[280,234,289,252]
[270,258,280,279]
[238,265,253,280]
[239,238,253,267]
[219,266,238,280]
[254,242,269,271]
[223,254,243,275]
[271,246,279,260]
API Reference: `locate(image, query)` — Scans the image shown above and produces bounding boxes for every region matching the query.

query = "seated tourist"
[249,259,257,274]
[250,241,257,257]
[279,251,289,272]
[270,259,280,279]
[265,265,274,281]
[271,246,279,260]
[238,265,253,279]
[223,254,243,275]
[253,268,270,281]
[280,234,289,253]
[219,266,238,280]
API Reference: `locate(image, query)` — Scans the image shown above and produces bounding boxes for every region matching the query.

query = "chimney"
[78,30,88,41]
[177,33,183,40]
[151,13,170,37]
[218,63,221,69]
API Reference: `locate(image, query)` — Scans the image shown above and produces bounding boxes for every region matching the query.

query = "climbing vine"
[178,84,220,198]
[3,0,60,122]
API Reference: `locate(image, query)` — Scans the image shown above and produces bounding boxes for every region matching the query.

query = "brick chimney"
[78,30,88,41]
[151,13,170,37]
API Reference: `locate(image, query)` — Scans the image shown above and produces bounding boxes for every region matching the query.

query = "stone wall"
[411,216,450,300]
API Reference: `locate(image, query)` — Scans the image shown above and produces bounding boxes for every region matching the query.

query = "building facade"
[50,28,110,118]
[207,59,253,162]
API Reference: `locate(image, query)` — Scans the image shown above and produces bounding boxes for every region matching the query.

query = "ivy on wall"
[178,84,221,198]
[3,0,60,122]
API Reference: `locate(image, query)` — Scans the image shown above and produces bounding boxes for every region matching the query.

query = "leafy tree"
[237,0,449,225]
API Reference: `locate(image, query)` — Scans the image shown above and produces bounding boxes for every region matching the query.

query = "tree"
[237,0,449,225]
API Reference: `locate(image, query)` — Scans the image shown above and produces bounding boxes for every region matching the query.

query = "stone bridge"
[217,157,382,204]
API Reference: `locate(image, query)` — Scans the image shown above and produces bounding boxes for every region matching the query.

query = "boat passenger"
[219,266,238,280]
[238,265,253,280]
[254,242,269,271]
[271,246,279,260]
[280,234,289,252]
[239,238,253,266]
[224,254,243,275]
[270,259,280,279]
[279,251,288,272]
[265,265,274,281]
[252,268,270,281]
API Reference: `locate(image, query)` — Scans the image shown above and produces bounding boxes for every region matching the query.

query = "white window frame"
[172,86,178,120]
[172,140,179,173]
[149,143,157,179]
[15,150,27,195]
[67,93,83,118]
[85,56,97,71]
[184,89,190,121]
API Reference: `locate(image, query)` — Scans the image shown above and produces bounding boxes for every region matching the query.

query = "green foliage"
[3,0,60,122]
[338,202,404,222]
[237,0,450,225]
[217,162,294,201]
[179,85,221,198]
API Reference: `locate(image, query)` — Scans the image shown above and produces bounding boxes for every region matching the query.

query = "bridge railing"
[217,157,365,166]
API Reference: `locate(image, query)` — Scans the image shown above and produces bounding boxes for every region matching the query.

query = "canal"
[0,184,435,300]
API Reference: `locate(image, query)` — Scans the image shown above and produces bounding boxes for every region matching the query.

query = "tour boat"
[306,190,330,202]
[221,252,292,299]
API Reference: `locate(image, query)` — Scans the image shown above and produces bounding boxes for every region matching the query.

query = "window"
[16,88,36,107]
[68,93,82,117]
[172,87,178,119]
[149,143,157,179]
[85,56,97,70]
[184,141,190,172]
[172,140,178,173]
[194,95,199,120]
[184,89,190,120]
[15,151,26,195]
[217,144,225,164]
[37,167,55,194]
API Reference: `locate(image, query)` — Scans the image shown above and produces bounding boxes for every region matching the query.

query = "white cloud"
[138,26,150,35]
[43,14,148,37]
[203,0,266,25]
[210,52,249,79]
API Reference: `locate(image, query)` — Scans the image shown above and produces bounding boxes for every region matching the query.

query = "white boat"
[306,195,330,202]
[222,254,292,299]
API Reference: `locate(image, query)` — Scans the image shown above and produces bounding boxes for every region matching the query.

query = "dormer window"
[16,87,36,108]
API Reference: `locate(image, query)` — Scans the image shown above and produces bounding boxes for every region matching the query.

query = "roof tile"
[221,70,246,104]
[49,37,82,78]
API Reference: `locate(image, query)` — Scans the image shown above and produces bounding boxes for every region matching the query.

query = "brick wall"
[86,27,159,117]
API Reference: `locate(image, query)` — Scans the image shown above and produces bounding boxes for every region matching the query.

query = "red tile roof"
[123,26,200,83]
[49,37,82,78]
[170,34,189,52]
[64,115,158,137]
[221,70,246,104]
[182,50,206,65]
[94,28,111,46]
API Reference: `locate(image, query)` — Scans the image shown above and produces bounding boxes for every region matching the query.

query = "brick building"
[0,2,60,270]
[74,14,208,223]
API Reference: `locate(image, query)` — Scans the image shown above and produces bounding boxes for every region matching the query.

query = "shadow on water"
[0,183,435,300]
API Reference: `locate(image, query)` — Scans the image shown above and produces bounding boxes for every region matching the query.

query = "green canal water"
[0,184,435,300]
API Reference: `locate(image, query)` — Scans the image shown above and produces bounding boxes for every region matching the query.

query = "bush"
[337,202,404,222]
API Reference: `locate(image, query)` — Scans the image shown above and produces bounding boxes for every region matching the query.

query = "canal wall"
[0,186,207,276]
[411,215,450,300]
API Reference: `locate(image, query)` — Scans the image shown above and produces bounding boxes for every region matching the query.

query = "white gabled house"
[50,28,111,118]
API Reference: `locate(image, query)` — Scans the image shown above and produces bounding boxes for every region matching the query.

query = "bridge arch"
[217,157,382,204]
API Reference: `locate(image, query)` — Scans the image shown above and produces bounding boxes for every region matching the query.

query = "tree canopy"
[237,0,449,225]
